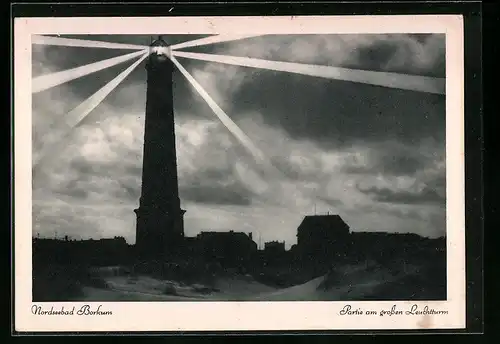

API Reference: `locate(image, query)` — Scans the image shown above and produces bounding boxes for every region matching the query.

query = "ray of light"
[32,49,148,94]
[171,56,333,214]
[169,34,264,51]
[170,55,268,165]
[32,35,148,50]
[172,50,445,95]
[33,52,149,171]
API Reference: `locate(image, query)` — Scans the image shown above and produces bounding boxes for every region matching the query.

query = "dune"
[80,286,197,301]
[80,272,279,301]
[76,260,433,301]
[250,276,327,301]
[214,275,278,296]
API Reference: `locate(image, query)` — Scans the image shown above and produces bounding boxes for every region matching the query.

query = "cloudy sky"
[32,34,446,247]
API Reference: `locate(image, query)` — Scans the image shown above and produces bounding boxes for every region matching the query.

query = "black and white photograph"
[14,15,466,331]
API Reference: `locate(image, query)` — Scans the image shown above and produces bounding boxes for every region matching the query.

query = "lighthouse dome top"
[150,35,169,47]
[149,36,171,61]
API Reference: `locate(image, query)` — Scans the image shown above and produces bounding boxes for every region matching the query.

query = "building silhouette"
[32,236,133,266]
[264,240,286,254]
[194,231,257,268]
[262,240,288,267]
[296,214,351,263]
[134,36,186,260]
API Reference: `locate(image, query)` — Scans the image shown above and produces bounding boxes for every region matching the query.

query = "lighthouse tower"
[134,36,185,260]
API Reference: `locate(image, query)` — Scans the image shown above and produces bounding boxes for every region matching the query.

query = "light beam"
[169,34,265,51]
[170,55,268,165]
[33,52,149,170]
[171,56,333,213]
[172,50,446,95]
[33,49,148,93]
[32,35,148,50]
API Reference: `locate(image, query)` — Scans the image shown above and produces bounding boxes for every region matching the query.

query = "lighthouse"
[134,36,185,260]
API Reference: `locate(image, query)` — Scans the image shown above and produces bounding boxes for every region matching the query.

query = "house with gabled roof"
[296,214,351,262]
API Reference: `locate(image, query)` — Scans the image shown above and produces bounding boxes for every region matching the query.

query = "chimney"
[248,232,253,240]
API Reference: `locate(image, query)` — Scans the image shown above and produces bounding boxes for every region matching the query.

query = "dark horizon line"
[32,229,447,242]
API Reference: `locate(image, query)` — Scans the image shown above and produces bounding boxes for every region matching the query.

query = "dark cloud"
[356,41,401,70]
[317,196,344,208]
[179,58,446,150]
[184,34,445,77]
[377,154,427,176]
[359,203,426,221]
[358,184,445,206]
[178,162,257,207]
[180,184,252,206]
[342,142,443,177]
[37,145,143,204]
[425,174,446,199]
[115,178,142,201]
[54,179,90,199]
[270,155,321,181]
[176,33,446,150]
[49,160,142,204]
[354,35,445,77]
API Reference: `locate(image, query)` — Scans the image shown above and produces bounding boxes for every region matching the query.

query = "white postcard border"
[14,15,465,332]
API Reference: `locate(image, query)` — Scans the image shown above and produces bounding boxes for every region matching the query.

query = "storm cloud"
[358,184,446,206]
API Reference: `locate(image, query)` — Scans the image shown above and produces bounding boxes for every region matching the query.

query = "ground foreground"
[35,259,445,302]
